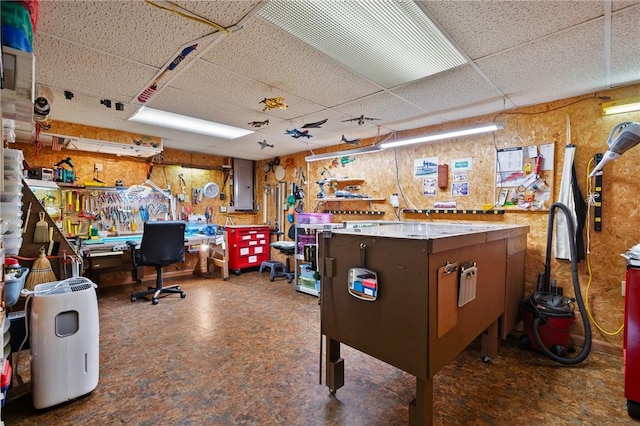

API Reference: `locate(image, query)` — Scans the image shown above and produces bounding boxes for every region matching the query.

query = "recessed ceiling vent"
[259,0,467,88]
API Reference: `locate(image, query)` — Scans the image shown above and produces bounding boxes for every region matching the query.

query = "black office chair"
[127,220,187,305]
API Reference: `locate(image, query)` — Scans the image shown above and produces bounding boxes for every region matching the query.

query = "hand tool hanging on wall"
[22,202,32,234]
[33,212,50,243]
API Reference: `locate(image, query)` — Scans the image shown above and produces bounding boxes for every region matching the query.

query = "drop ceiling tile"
[172,1,263,28]
[46,87,133,130]
[383,115,447,134]
[610,5,640,87]
[476,19,606,107]
[34,35,157,100]
[436,99,515,123]
[422,1,604,59]
[201,16,382,107]
[167,59,286,114]
[391,65,509,116]
[36,0,217,68]
[145,92,257,134]
[333,92,427,132]
[147,84,324,130]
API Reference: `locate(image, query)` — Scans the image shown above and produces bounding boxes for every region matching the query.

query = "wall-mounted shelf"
[317,177,385,210]
[402,209,505,215]
[322,210,385,216]
[316,197,385,202]
[316,197,385,211]
[325,178,364,185]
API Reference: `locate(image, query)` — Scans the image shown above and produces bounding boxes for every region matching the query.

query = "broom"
[25,247,57,291]
[33,212,49,243]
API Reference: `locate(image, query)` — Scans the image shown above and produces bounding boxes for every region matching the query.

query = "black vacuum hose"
[532,202,592,365]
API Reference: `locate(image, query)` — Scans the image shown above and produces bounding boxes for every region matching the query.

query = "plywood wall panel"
[15,143,253,228]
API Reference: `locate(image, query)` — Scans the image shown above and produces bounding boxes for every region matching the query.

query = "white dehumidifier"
[30,277,100,409]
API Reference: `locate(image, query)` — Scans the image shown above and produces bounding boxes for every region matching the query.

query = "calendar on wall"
[495,143,555,210]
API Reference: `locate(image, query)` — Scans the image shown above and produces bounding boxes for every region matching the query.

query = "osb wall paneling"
[16,143,252,228]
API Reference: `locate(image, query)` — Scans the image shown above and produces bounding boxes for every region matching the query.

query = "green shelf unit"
[401,209,505,215]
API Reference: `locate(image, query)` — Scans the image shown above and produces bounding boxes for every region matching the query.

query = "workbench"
[318,221,529,426]
[80,233,226,286]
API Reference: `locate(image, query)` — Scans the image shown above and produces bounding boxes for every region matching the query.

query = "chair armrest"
[126,241,139,267]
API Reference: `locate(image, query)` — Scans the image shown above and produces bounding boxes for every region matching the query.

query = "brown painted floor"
[2,271,637,425]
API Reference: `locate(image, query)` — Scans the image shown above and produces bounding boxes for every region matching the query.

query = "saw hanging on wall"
[138,44,198,103]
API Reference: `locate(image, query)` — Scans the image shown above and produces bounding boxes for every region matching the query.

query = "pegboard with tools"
[60,187,173,237]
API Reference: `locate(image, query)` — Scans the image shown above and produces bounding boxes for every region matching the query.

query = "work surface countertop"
[80,233,224,256]
[332,221,528,239]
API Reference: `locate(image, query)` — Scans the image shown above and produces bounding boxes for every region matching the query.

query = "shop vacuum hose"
[533,202,592,365]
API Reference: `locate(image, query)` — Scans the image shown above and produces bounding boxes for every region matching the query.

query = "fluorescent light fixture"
[305,145,384,162]
[602,98,640,115]
[259,1,466,88]
[129,106,253,139]
[380,122,504,149]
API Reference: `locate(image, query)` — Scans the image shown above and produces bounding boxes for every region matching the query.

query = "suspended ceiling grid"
[26,0,640,160]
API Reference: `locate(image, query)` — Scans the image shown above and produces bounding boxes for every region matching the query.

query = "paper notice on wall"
[423,178,436,196]
[452,182,469,196]
[452,158,472,171]
[539,143,555,170]
[497,147,523,172]
[414,157,438,177]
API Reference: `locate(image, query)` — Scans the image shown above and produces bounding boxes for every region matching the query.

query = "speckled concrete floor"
[2,272,636,425]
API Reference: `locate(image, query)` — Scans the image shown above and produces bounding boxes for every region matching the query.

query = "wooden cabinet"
[226,225,269,275]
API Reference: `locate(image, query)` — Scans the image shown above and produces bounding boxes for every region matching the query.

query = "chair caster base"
[152,298,159,305]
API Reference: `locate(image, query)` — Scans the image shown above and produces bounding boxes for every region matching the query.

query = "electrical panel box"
[232,158,255,211]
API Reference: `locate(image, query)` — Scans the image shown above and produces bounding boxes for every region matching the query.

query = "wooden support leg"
[408,376,433,426]
[325,337,344,395]
[207,255,229,280]
[481,320,499,361]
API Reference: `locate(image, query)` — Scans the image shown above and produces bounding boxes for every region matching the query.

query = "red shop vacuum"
[519,202,592,365]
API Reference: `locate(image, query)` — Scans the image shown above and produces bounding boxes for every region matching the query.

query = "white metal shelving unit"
[293,224,320,297]
[293,223,348,297]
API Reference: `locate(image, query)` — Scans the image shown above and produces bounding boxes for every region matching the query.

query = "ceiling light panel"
[129,107,253,140]
[259,0,467,88]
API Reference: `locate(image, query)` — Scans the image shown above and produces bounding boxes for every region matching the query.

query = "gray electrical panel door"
[233,158,255,211]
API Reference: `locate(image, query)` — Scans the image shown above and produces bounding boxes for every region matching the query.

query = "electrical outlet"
[220,205,227,213]
[622,280,626,297]
[94,163,103,172]
[390,193,399,208]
